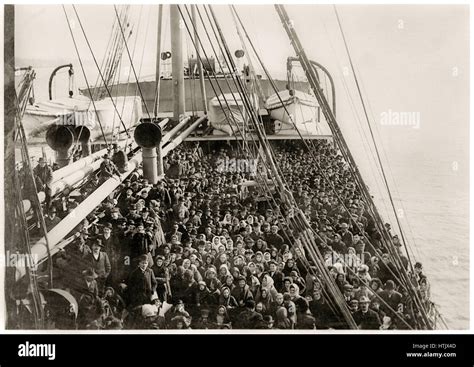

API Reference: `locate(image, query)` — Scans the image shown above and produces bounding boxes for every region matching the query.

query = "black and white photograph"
[2,2,470,337]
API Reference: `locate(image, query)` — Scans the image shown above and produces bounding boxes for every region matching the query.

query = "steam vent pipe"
[46,124,93,167]
[45,125,75,168]
[134,118,162,184]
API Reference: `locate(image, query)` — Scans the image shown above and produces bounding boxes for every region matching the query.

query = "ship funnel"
[134,118,163,184]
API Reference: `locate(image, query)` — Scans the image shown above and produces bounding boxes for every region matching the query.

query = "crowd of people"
[33,140,430,330]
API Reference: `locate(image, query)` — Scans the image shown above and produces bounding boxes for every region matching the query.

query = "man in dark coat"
[99,222,123,286]
[33,157,53,211]
[267,261,284,292]
[129,222,153,263]
[99,154,121,183]
[353,296,381,330]
[378,280,403,316]
[339,222,353,248]
[84,238,111,295]
[234,299,262,329]
[231,276,254,308]
[296,299,317,329]
[377,253,399,285]
[99,222,119,254]
[151,256,170,302]
[75,268,101,328]
[117,188,135,216]
[126,254,157,309]
[66,228,92,286]
[45,207,61,231]
[309,289,334,329]
[265,225,285,252]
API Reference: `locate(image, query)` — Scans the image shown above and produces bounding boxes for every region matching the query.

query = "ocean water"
[345,129,469,330]
[393,152,469,330]
[20,65,470,330]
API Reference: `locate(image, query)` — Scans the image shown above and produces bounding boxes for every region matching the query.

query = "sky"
[15,3,470,213]
[15,4,469,137]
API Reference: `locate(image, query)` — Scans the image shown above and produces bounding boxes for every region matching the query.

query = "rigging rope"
[332,6,415,272]
[113,4,151,118]
[62,5,109,146]
[206,4,358,328]
[180,6,348,321]
[331,8,431,324]
[72,5,132,142]
[275,4,431,328]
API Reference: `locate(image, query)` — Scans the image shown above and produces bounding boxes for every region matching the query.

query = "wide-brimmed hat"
[90,238,103,248]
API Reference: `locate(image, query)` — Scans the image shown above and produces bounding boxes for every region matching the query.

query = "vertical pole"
[142,147,158,184]
[157,143,164,177]
[170,4,185,121]
[155,5,165,177]
[191,5,207,114]
[56,149,71,168]
[3,4,16,330]
[154,4,163,117]
[81,141,91,157]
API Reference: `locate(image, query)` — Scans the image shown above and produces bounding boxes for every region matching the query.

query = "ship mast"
[154,4,163,117]
[191,5,207,114]
[170,4,185,122]
[154,4,165,178]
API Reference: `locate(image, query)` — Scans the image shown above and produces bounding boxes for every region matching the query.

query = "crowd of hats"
[50,141,420,330]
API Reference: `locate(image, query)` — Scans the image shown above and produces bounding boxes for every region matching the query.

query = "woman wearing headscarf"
[254,274,278,302]
[242,266,260,295]
[252,239,267,254]
[214,252,231,270]
[218,286,239,310]
[253,251,266,269]
[211,305,232,329]
[289,283,302,304]
[289,270,306,295]
[204,266,222,297]
[255,288,273,314]
[222,274,235,292]
[182,258,203,283]
[368,278,383,302]
[345,247,361,273]
[203,254,215,271]
[218,264,231,284]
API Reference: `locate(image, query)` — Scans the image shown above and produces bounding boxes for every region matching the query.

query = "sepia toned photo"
[3,3,469,332]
